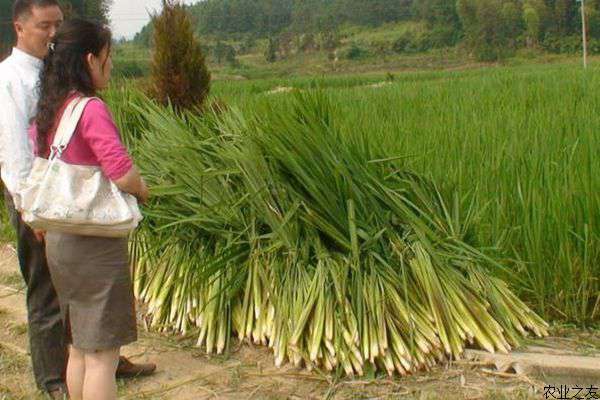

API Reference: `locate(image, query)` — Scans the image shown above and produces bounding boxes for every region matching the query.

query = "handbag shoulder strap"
[49,96,98,160]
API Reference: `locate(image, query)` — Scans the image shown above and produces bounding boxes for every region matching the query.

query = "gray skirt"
[45,232,137,351]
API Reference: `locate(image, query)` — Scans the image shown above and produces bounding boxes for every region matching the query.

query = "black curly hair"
[35,18,111,156]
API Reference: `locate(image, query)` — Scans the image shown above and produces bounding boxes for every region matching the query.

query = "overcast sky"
[110,0,197,40]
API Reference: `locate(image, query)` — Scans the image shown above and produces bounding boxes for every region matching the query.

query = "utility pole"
[581,0,588,69]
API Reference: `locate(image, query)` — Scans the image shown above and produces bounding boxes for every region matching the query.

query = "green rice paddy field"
[204,63,599,326]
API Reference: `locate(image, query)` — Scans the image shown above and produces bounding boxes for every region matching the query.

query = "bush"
[150,0,211,111]
[264,37,278,63]
[541,34,600,55]
[392,30,432,54]
[299,33,317,53]
[590,39,600,55]
[475,44,513,62]
[344,43,369,60]
[214,41,238,66]
[392,32,413,53]
[113,60,147,79]
[238,35,256,54]
[370,40,392,56]
[541,35,578,53]
[428,25,460,48]
[319,30,340,53]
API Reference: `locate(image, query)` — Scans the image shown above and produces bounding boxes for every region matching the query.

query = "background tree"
[150,0,211,111]
[457,0,523,61]
[298,32,316,53]
[585,0,600,39]
[60,0,112,24]
[277,31,294,58]
[320,28,339,60]
[551,0,578,36]
[523,0,545,47]
[213,40,237,66]
[1,0,13,59]
[133,23,154,47]
[413,0,461,46]
[264,36,278,62]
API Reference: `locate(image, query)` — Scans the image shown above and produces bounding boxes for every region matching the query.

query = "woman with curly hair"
[32,18,150,400]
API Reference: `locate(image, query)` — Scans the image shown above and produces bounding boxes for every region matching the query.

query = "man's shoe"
[47,388,68,399]
[116,356,156,379]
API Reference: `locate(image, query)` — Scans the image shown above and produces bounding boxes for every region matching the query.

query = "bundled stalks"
[116,89,548,376]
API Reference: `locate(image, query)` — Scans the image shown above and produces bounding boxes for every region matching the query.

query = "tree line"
[132,0,600,61]
[3,0,597,62]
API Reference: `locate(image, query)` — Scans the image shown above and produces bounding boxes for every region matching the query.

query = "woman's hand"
[137,178,149,205]
[113,166,148,204]
[33,229,46,242]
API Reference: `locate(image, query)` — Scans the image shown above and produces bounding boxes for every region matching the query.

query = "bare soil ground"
[0,244,598,400]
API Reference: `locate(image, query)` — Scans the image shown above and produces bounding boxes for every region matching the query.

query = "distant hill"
[132,0,600,62]
[133,0,452,46]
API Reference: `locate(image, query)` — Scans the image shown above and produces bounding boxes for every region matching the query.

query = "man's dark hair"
[12,0,61,21]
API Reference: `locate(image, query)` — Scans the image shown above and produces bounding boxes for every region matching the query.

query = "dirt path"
[1,244,598,400]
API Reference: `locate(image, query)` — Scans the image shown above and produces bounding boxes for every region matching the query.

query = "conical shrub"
[149,0,211,112]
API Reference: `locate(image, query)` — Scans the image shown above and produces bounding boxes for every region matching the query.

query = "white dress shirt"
[0,47,43,209]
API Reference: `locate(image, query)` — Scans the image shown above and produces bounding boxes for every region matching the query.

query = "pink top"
[30,97,133,181]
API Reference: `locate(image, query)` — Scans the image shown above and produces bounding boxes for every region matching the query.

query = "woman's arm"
[113,166,149,204]
[77,99,148,203]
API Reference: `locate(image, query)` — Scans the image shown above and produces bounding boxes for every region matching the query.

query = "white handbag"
[19,96,143,237]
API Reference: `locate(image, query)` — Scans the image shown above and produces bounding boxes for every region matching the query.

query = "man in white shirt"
[0,2,155,398]
[0,2,66,398]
